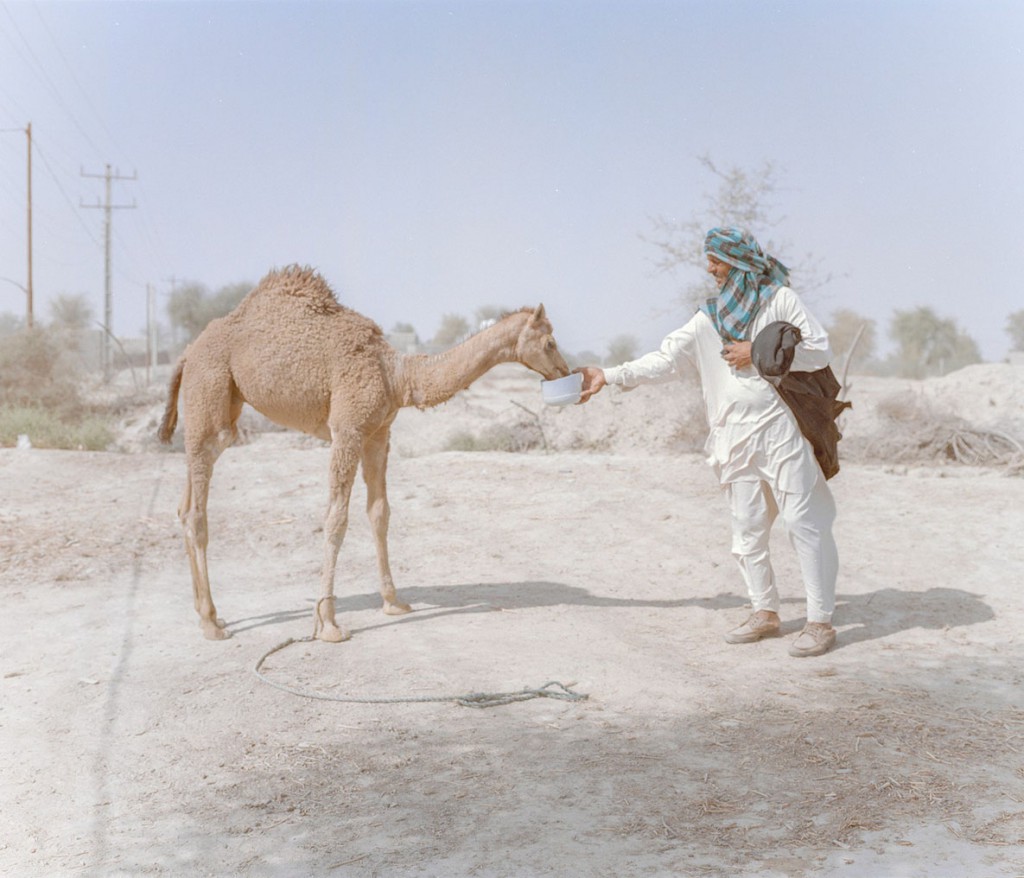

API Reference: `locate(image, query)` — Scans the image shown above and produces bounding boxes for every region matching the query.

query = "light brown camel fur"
[158,265,570,642]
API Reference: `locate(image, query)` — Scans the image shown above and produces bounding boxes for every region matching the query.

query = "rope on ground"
[252,635,589,709]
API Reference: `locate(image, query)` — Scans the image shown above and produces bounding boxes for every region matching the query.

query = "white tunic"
[603,287,832,493]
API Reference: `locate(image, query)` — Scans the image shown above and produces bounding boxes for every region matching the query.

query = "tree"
[474,305,507,328]
[432,313,469,348]
[167,280,252,342]
[1006,310,1024,352]
[209,282,250,319]
[0,312,25,337]
[166,282,209,341]
[826,309,876,375]
[644,154,831,312]
[388,322,420,353]
[889,307,981,378]
[565,349,602,369]
[49,294,94,330]
[605,334,639,366]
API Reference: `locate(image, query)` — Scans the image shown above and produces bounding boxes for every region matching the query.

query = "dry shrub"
[669,399,711,453]
[443,418,545,453]
[0,328,115,449]
[0,328,82,413]
[860,391,1024,469]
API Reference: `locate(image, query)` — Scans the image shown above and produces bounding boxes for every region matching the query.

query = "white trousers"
[726,471,838,624]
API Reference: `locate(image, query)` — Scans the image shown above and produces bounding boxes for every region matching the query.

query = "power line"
[32,135,102,248]
[0,2,107,160]
[32,6,108,130]
[0,122,32,326]
[2,5,174,307]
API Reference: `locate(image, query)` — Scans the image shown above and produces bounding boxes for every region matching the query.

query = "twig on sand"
[329,854,368,869]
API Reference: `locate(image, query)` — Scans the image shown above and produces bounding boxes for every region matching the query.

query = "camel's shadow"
[227,581,740,635]
[228,582,994,649]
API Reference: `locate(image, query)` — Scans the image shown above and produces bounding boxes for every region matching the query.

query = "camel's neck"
[395,314,526,409]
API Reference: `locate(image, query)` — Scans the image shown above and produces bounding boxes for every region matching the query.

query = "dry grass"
[443,419,546,453]
[600,690,1024,860]
[223,677,1024,870]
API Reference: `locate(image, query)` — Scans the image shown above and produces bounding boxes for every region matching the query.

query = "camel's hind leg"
[362,428,411,616]
[178,377,243,641]
[314,430,361,643]
[179,449,229,639]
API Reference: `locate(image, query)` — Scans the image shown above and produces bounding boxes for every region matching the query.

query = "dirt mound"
[116,362,1024,472]
[840,365,1024,470]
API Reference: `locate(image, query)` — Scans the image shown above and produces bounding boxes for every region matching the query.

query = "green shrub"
[0,405,112,451]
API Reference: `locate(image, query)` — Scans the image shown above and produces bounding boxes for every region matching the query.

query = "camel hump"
[242,265,345,317]
[227,264,386,353]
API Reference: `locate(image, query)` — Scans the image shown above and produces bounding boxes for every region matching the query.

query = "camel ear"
[531,303,547,323]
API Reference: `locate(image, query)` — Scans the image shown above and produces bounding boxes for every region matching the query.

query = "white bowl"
[540,372,583,406]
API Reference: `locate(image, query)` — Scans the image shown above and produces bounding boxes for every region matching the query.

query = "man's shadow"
[769,586,994,647]
[831,586,994,647]
[229,582,994,648]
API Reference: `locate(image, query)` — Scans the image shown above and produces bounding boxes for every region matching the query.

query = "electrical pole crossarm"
[80,166,138,181]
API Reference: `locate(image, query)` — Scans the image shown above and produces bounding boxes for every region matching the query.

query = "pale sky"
[1,0,1022,362]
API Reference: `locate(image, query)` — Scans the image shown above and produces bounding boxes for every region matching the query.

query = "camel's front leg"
[315,436,360,642]
[362,429,411,616]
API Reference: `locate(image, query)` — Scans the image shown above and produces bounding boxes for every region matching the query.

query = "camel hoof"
[383,601,412,616]
[317,624,351,643]
[202,623,231,641]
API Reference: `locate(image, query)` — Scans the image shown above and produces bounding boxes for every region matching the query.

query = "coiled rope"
[253,633,589,710]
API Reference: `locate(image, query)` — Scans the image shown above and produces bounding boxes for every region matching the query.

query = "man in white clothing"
[577,227,839,657]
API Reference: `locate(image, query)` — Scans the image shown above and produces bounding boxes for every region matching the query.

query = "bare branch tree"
[643,154,832,312]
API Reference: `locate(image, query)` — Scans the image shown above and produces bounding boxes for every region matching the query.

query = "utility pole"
[81,164,136,380]
[25,122,32,328]
[146,282,157,385]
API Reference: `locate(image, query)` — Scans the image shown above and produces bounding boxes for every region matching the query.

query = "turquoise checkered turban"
[702,227,790,342]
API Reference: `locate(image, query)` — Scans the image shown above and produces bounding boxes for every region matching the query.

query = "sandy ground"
[2,364,1024,878]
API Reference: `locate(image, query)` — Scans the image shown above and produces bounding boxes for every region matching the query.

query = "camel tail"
[158,357,185,444]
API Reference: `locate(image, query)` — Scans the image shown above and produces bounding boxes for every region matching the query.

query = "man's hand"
[576,366,606,403]
[721,341,752,369]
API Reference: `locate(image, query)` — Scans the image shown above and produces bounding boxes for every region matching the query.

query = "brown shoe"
[788,622,837,657]
[724,611,781,644]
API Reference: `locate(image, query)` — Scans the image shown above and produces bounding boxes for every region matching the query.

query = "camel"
[158,265,570,642]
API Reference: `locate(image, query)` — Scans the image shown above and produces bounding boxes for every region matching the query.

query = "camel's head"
[515,304,570,380]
